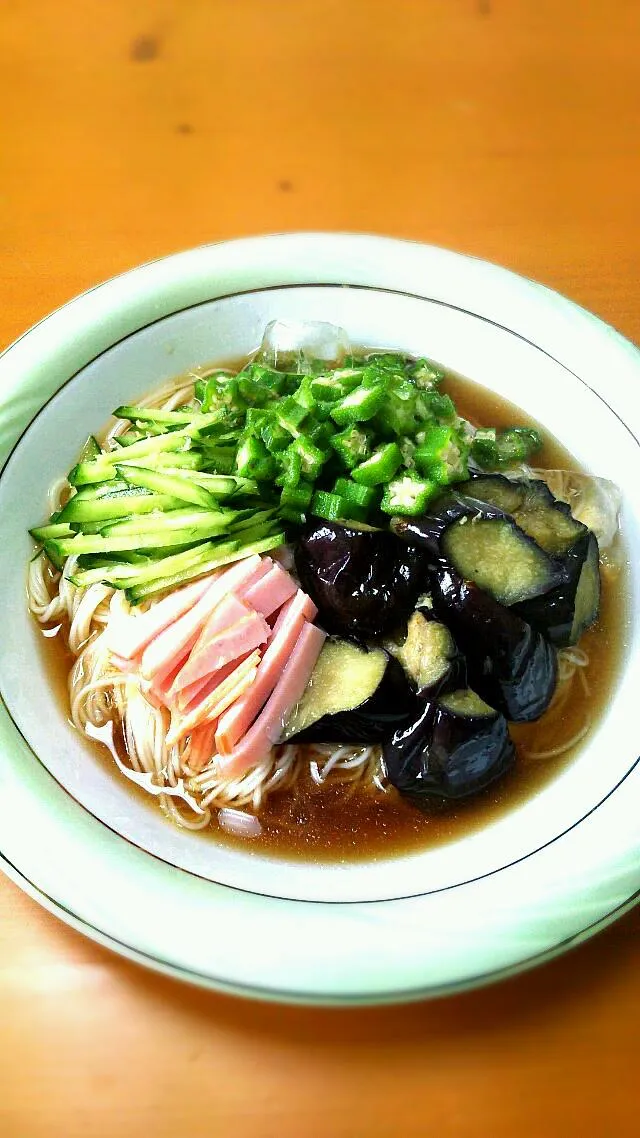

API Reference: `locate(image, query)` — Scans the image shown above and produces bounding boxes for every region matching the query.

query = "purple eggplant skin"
[391,495,506,559]
[288,655,418,745]
[384,695,516,800]
[429,565,557,722]
[513,531,600,647]
[295,521,428,638]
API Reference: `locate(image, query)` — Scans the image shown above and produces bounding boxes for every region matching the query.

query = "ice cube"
[259,320,350,371]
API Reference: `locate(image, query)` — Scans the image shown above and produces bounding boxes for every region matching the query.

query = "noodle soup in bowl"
[0,235,639,1003]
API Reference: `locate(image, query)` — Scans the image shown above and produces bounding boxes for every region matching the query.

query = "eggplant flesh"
[441,515,562,606]
[429,565,557,722]
[514,531,600,647]
[456,474,601,643]
[282,640,416,744]
[384,688,516,800]
[295,521,427,638]
[391,610,466,696]
[392,493,563,607]
[390,495,506,559]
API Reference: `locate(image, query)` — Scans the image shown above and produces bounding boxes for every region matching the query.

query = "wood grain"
[1,2,639,1135]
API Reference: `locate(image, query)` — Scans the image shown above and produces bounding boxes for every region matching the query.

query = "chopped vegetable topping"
[29,341,544,597]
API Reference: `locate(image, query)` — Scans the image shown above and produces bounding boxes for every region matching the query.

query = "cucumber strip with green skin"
[131,468,258,497]
[113,406,225,428]
[101,507,236,537]
[69,447,203,486]
[76,551,152,569]
[125,532,286,603]
[69,520,113,535]
[110,540,240,589]
[225,520,282,546]
[29,521,74,541]
[71,429,197,477]
[116,431,144,446]
[69,540,219,587]
[114,464,226,510]
[229,509,277,533]
[97,429,200,461]
[69,463,120,486]
[50,520,232,556]
[78,435,102,461]
[71,480,132,500]
[43,541,67,570]
[59,491,183,523]
[112,423,168,441]
[193,473,259,496]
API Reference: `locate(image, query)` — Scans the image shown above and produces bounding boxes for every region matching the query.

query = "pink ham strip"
[166,651,261,745]
[140,554,265,680]
[187,557,271,659]
[172,610,270,693]
[166,593,252,699]
[176,652,252,714]
[146,639,196,707]
[242,563,297,619]
[270,589,317,639]
[184,722,217,774]
[217,622,326,777]
[214,589,318,756]
[105,575,214,660]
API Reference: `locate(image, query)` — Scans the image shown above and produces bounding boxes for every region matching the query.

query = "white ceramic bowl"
[0,234,638,1003]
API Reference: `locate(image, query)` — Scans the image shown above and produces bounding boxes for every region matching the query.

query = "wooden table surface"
[1,2,639,1135]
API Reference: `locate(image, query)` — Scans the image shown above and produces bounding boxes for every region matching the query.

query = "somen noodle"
[26,359,614,844]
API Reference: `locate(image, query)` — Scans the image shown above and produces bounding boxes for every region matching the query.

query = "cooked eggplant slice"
[384,687,515,800]
[456,474,525,514]
[282,640,416,744]
[533,469,621,551]
[393,490,562,607]
[390,496,505,559]
[441,515,561,606]
[514,530,600,647]
[295,521,427,637]
[437,474,602,645]
[429,564,557,721]
[390,610,464,695]
[458,473,585,556]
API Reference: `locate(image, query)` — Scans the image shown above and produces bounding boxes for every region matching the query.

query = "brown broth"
[34,368,628,863]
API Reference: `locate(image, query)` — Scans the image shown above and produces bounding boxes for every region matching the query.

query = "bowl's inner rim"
[0,281,638,909]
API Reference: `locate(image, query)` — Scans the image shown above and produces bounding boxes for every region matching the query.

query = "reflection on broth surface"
[32,363,627,862]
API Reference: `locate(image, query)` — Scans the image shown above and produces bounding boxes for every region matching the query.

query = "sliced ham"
[184,722,217,774]
[176,651,252,714]
[242,563,297,619]
[105,575,213,660]
[166,593,252,699]
[146,638,196,706]
[166,651,261,745]
[187,557,271,656]
[216,622,326,777]
[172,610,270,694]
[140,554,265,680]
[270,588,317,638]
[214,589,318,756]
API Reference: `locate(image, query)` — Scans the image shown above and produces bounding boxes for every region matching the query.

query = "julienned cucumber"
[69,448,203,485]
[124,531,286,602]
[57,490,184,523]
[113,405,226,427]
[114,465,222,511]
[100,507,238,536]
